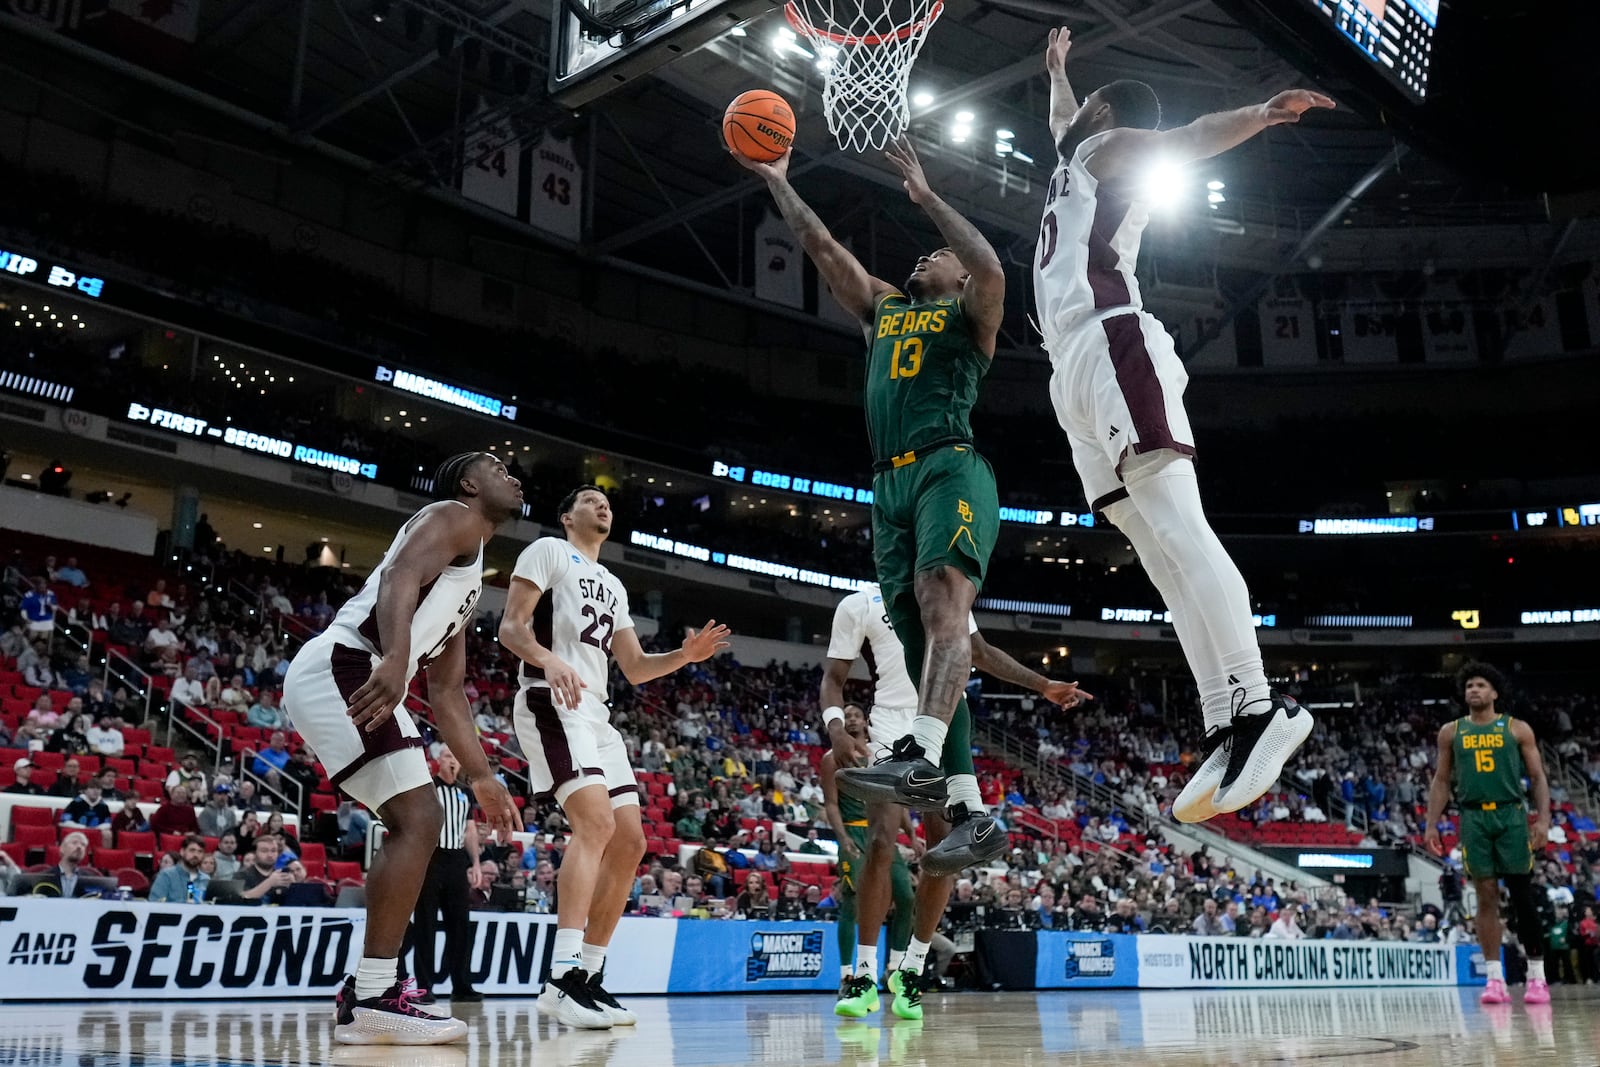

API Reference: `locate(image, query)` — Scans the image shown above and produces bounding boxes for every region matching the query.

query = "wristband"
[822,706,845,730]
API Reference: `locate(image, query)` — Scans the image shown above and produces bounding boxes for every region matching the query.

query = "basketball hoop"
[783,0,945,152]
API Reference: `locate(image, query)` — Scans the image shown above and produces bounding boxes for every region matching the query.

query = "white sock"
[946,773,983,812]
[1105,496,1229,734]
[910,717,947,761]
[581,941,607,977]
[1527,957,1545,982]
[903,937,930,975]
[1486,960,1505,982]
[887,949,906,973]
[551,927,584,979]
[841,963,854,981]
[854,944,878,980]
[355,956,397,1001]
[1123,456,1269,717]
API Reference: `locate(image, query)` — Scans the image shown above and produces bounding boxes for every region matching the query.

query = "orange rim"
[783,0,943,47]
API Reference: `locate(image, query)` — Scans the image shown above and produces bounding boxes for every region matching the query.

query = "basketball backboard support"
[549,0,776,108]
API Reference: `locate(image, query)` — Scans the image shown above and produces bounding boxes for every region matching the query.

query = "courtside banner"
[668,919,848,992]
[1034,931,1140,989]
[1136,935,1460,989]
[0,901,675,1000]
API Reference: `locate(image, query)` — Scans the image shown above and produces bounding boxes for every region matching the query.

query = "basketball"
[723,89,796,163]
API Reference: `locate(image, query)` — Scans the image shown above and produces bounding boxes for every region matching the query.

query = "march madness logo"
[1065,938,1117,979]
[746,930,824,981]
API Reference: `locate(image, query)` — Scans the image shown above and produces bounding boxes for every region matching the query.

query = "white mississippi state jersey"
[325,501,483,674]
[510,537,634,701]
[827,584,979,710]
[1034,130,1151,341]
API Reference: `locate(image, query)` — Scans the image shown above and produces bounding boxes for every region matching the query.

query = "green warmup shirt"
[1451,714,1526,806]
[865,294,988,465]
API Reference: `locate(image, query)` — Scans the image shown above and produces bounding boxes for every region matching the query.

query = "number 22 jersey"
[510,537,635,705]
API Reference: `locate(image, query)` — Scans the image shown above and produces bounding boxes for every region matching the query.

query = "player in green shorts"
[1425,660,1551,1007]
[822,705,921,1019]
[735,138,1028,875]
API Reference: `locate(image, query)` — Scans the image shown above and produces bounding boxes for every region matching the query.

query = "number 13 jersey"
[1034,131,1150,343]
[510,536,635,704]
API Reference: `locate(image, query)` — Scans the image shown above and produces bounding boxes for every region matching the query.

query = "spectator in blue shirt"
[149,835,211,904]
[21,577,57,637]
[251,731,292,776]
[53,557,89,588]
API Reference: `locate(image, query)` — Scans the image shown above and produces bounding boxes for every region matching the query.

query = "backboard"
[549,0,776,108]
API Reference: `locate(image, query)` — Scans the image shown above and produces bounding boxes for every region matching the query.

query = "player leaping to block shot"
[283,451,525,1045]
[733,137,1011,874]
[1036,27,1335,822]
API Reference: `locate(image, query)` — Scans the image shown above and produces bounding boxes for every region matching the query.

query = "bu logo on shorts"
[957,500,973,523]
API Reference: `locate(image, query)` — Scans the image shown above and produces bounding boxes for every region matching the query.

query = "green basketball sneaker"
[834,974,881,1018]
[888,969,926,1021]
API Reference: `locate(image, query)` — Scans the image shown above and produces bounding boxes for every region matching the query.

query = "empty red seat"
[327,861,363,882]
[96,848,133,870]
[12,806,57,828]
[12,825,55,850]
[118,830,156,854]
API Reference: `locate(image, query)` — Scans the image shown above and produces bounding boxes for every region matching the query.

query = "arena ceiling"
[0,0,1592,313]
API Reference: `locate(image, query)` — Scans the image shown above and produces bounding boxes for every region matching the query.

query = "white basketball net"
[784,0,945,153]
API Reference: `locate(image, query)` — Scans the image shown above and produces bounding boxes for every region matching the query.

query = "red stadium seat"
[0,842,27,867]
[11,806,57,828]
[114,868,150,896]
[95,848,133,871]
[299,842,326,866]
[12,825,55,850]
[146,747,175,765]
[30,752,64,771]
[301,860,326,880]
[327,861,363,882]
[158,833,186,853]
[118,831,156,855]
[310,793,338,813]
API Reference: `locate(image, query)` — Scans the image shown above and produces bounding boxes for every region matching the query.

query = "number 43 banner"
[528,133,583,242]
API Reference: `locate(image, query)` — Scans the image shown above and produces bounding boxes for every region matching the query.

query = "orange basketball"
[723,89,796,163]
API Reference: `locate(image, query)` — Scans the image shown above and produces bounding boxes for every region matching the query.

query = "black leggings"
[1502,874,1544,961]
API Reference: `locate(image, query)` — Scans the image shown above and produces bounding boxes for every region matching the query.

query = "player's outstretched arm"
[732,149,897,326]
[348,504,480,732]
[1513,719,1551,847]
[611,619,731,686]
[970,631,1093,709]
[884,138,1005,357]
[1422,722,1456,855]
[1084,90,1336,183]
[427,631,522,842]
[1045,26,1079,147]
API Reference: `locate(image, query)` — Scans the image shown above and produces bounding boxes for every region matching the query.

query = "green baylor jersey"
[837,779,867,826]
[865,294,989,464]
[1451,714,1526,806]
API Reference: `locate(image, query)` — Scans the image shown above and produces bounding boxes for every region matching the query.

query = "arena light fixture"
[995,128,1014,140]
[912,89,934,107]
[1207,179,1225,191]
[954,110,974,123]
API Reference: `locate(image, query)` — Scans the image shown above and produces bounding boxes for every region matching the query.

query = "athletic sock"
[355,956,398,1001]
[1199,673,1232,735]
[841,963,854,982]
[550,927,585,979]
[903,937,930,976]
[887,949,906,974]
[1486,960,1505,982]
[581,942,607,978]
[1220,654,1271,714]
[854,945,879,981]
[909,717,947,761]
[945,773,982,812]
[1527,957,1546,982]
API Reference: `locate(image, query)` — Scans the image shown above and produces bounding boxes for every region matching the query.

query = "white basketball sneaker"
[1210,694,1315,814]
[583,970,638,1025]
[1172,725,1233,823]
[537,969,615,1029]
[333,978,468,1045]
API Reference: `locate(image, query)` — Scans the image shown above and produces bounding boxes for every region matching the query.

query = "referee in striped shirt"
[410,745,482,1002]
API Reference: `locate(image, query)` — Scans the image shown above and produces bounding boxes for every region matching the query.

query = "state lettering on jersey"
[577,577,620,616]
[875,308,950,339]
[528,133,583,241]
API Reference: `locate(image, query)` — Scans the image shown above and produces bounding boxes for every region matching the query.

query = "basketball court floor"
[0,987,1595,1067]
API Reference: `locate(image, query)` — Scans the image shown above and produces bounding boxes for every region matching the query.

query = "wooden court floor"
[0,986,1595,1066]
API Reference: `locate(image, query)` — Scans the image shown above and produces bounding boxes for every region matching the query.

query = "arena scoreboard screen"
[1312,0,1437,100]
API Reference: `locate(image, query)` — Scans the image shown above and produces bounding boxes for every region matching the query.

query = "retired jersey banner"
[461,107,523,219]
[528,134,582,241]
[754,211,804,309]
